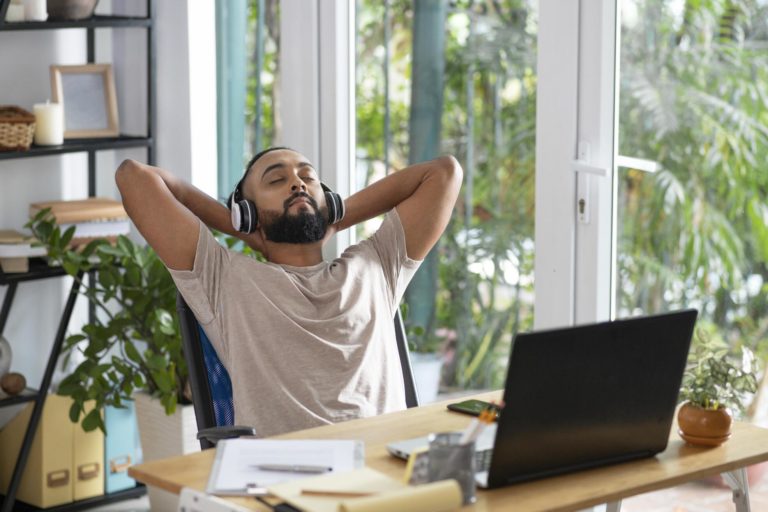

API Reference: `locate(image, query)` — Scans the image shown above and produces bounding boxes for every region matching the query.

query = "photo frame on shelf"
[50,64,119,139]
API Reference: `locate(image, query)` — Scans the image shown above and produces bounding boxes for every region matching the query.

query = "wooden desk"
[129,391,768,511]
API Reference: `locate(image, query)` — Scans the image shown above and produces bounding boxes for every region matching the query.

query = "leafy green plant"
[27,209,187,433]
[679,329,759,412]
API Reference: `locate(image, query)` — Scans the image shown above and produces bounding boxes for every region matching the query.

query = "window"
[356,0,538,394]
[216,0,280,197]
[615,0,768,361]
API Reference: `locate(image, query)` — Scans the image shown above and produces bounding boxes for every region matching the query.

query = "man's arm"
[115,159,263,270]
[336,155,462,260]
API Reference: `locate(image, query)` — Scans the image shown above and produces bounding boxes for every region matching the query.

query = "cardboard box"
[0,395,73,508]
[73,401,104,500]
[0,395,105,508]
[104,402,141,493]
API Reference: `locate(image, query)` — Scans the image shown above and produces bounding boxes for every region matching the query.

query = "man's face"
[242,149,328,244]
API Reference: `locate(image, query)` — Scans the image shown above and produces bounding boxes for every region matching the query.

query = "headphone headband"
[229,180,344,234]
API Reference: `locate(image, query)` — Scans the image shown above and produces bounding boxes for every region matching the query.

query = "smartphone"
[446,399,499,419]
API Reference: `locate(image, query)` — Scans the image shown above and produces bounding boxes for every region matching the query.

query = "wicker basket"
[0,106,36,152]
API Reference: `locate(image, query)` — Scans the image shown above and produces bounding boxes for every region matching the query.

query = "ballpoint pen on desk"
[252,463,333,474]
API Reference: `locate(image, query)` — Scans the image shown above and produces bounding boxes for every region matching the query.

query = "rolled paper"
[33,102,64,145]
[23,0,47,21]
[338,479,462,512]
[5,4,25,21]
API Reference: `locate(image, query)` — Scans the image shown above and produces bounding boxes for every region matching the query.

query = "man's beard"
[259,193,328,244]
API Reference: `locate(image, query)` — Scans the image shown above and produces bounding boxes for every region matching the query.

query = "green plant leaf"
[68,401,82,423]
[82,408,103,432]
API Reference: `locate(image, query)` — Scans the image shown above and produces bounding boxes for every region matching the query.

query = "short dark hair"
[230,146,294,206]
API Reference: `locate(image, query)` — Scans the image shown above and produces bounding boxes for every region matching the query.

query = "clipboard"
[206,439,365,496]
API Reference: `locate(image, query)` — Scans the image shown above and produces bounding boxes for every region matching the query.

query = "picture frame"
[50,64,119,139]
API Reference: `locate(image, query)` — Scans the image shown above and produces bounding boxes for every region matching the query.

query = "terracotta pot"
[677,401,733,446]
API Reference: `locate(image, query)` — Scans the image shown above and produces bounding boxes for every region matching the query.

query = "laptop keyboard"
[476,449,492,471]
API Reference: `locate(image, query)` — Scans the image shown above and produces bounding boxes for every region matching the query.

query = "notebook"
[207,439,364,496]
[387,309,698,489]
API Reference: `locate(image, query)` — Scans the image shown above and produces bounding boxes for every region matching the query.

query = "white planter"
[133,392,199,512]
[411,352,444,404]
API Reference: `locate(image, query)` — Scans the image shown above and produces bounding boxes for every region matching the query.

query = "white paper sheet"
[206,438,364,496]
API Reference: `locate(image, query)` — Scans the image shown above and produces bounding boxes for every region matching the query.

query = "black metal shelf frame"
[0,1,156,511]
[0,136,153,161]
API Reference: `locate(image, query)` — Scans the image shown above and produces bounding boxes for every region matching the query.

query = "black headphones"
[229,180,345,234]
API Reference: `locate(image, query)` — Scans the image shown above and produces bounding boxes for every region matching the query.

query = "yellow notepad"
[269,467,462,512]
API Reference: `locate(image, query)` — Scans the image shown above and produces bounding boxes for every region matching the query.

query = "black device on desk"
[388,309,698,490]
[447,399,500,418]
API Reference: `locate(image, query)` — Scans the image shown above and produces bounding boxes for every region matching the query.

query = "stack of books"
[0,230,46,273]
[29,198,130,248]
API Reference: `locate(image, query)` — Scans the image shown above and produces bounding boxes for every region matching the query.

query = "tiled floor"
[621,465,768,512]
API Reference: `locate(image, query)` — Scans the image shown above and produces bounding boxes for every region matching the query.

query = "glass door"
[614,0,768,367]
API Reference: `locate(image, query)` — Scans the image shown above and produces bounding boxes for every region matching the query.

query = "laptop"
[387,309,698,489]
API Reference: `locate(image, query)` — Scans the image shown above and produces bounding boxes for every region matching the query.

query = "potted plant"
[27,209,189,433]
[677,329,758,446]
[401,303,447,404]
[28,210,200,510]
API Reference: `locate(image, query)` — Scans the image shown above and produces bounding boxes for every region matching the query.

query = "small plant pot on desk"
[677,401,733,446]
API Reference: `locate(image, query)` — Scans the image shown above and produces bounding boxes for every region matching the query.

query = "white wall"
[0,0,216,400]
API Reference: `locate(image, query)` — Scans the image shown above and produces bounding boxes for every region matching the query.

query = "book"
[59,219,131,239]
[0,230,46,258]
[29,198,127,224]
[206,439,364,497]
[0,257,29,273]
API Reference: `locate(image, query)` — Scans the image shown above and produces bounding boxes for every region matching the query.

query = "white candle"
[5,4,25,22]
[23,0,47,21]
[33,102,64,146]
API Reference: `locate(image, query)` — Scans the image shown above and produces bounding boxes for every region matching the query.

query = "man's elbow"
[439,155,463,192]
[115,159,139,190]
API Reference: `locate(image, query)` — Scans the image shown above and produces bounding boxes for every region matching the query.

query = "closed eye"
[301,176,316,182]
[269,178,285,185]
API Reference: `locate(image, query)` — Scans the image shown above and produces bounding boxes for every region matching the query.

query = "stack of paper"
[207,439,365,497]
[0,230,46,273]
[29,198,130,246]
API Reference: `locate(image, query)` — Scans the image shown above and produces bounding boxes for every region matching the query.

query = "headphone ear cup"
[240,199,258,233]
[231,198,258,233]
[324,191,344,225]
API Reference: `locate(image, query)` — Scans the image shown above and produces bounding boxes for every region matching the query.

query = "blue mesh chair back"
[177,293,234,449]
[197,324,235,427]
[177,291,419,449]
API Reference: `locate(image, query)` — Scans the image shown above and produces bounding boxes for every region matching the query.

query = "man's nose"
[290,178,307,192]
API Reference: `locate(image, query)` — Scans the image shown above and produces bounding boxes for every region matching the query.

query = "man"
[115,147,462,436]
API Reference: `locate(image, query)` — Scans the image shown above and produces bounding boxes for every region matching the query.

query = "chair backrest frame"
[177,293,218,449]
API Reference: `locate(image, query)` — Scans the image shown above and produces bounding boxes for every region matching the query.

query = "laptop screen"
[486,309,697,488]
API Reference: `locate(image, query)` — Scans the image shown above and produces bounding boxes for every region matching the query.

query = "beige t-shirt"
[169,210,421,437]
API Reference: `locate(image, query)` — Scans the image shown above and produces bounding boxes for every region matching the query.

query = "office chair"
[177,292,420,450]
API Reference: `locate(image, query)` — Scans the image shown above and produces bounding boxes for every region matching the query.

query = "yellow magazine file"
[0,395,73,508]
[72,401,104,501]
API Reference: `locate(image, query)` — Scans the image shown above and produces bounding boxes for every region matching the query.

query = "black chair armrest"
[197,425,257,445]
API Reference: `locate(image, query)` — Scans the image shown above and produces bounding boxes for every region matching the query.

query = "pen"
[300,489,376,497]
[252,463,332,474]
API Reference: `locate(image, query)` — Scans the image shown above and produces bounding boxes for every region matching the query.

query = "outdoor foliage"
[356,0,538,390]
[617,1,768,372]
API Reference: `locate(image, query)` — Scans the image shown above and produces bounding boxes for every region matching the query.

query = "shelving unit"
[0,1,156,510]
